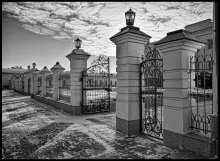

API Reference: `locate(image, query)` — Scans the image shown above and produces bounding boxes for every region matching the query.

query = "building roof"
[2,68,27,74]
[154,29,205,45]
[184,19,212,28]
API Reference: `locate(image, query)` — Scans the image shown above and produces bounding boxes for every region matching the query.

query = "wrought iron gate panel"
[82,55,111,114]
[140,45,163,140]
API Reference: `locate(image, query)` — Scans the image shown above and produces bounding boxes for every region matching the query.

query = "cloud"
[2,2,213,56]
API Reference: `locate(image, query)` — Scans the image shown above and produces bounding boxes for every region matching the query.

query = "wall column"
[66,49,90,107]
[110,26,151,136]
[155,29,204,148]
[33,72,39,95]
[28,63,38,95]
[39,66,51,97]
[50,62,65,101]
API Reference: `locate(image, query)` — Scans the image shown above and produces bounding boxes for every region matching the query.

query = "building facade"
[2,67,27,89]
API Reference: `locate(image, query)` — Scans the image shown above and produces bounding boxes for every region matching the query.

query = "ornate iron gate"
[140,45,163,140]
[81,55,111,114]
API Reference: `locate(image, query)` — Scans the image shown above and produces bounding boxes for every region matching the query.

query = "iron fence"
[37,76,42,95]
[189,52,214,135]
[46,74,53,98]
[59,72,70,102]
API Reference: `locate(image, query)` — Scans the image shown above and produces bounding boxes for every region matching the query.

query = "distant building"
[2,67,27,89]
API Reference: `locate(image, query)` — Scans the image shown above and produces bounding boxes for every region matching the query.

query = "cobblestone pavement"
[2,90,175,159]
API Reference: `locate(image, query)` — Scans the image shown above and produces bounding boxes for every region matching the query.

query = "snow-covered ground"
[2,90,174,159]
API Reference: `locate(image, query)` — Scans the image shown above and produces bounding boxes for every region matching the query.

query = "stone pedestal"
[66,49,90,107]
[110,26,151,136]
[39,66,51,97]
[155,29,204,148]
[50,62,65,101]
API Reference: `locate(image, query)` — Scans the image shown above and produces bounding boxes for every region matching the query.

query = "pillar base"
[116,117,140,136]
[163,129,216,158]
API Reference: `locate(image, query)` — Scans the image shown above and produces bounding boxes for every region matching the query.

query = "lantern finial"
[74,37,82,49]
[125,8,136,26]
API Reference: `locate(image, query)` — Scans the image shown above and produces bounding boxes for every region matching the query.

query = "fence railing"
[38,76,42,95]
[58,72,70,102]
[46,74,53,98]
[189,53,213,135]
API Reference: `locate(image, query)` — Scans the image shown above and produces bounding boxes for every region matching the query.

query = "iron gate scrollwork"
[140,45,163,140]
[82,55,111,114]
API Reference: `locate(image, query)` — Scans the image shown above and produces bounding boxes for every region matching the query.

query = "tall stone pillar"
[154,29,204,148]
[50,62,65,101]
[66,49,90,106]
[110,25,151,136]
[23,66,30,94]
[39,66,52,97]
[29,63,38,95]
[33,71,40,95]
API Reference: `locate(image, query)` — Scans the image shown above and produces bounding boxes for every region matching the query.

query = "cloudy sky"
[2,2,213,72]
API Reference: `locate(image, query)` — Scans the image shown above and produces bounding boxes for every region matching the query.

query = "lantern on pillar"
[33,62,36,68]
[74,38,82,49]
[125,8,136,26]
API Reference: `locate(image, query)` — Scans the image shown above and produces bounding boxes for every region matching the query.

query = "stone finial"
[50,62,65,73]
[39,66,51,75]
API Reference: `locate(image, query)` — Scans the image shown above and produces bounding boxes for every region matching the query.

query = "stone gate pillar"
[110,25,151,136]
[50,62,65,101]
[33,71,39,95]
[29,63,38,95]
[23,65,30,94]
[39,66,52,97]
[66,48,90,107]
[154,29,204,149]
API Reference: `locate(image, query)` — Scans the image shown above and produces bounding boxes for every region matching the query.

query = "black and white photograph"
[2,1,218,159]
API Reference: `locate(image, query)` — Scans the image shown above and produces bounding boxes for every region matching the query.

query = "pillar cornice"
[110,26,151,45]
[50,62,65,74]
[66,49,90,61]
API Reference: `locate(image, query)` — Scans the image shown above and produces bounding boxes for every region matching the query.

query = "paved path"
[2,90,176,159]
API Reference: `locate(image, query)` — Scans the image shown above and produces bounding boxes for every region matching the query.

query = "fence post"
[29,63,38,95]
[154,29,204,149]
[23,66,30,94]
[33,72,39,95]
[110,25,151,136]
[39,66,51,97]
[50,62,65,101]
[66,48,90,107]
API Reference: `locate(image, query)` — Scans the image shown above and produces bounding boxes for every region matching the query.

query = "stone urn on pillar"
[66,38,90,112]
[110,8,151,136]
[50,62,65,101]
